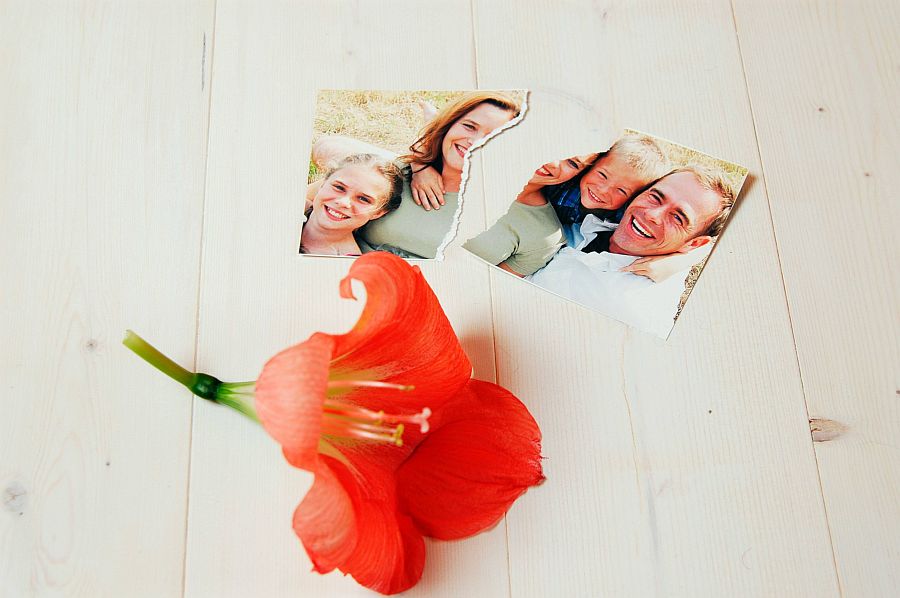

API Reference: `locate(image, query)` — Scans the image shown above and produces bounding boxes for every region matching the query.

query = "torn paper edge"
[297,90,529,262]
[432,89,530,261]
[460,127,751,340]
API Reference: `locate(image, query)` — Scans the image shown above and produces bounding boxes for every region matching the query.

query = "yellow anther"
[392,424,405,447]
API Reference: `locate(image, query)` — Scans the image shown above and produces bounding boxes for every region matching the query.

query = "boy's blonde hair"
[605,134,671,183]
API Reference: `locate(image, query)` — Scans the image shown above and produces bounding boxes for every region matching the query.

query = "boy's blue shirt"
[544,179,626,246]
[543,179,584,226]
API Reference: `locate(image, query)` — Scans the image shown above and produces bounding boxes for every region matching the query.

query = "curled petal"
[397,380,544,540]
[256,333,335,470]
[329,252,471,414]
[298,450,426,594]
[293,457,359,573]
[343,500,425,595]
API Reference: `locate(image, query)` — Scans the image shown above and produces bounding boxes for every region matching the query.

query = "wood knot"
[809,418,847,442]
[85,339,98,352]
[3,482,27,513]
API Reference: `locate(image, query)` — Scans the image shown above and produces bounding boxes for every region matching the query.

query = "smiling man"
[528,167,735,338]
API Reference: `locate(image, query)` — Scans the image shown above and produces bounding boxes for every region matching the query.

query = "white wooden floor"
[2,1,898,596]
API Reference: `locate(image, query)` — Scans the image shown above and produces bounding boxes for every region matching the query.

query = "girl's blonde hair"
[399,91,521,171]
[325,153,404,213]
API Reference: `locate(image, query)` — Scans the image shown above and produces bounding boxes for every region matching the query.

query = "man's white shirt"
[528,215,689,339]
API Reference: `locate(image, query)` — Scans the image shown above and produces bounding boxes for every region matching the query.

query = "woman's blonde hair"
[324,153,404,213]
[399,91,521,171]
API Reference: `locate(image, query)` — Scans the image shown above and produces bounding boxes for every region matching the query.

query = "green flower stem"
[123,330,259,423]
[123,330,195,387]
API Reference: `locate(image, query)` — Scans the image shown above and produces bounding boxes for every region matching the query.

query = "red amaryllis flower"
[123,252,543,595]
[255,253,543,594]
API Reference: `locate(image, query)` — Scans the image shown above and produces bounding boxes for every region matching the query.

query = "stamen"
[327,380,415,392]
[320,420,404,446]
[320,399,431,447]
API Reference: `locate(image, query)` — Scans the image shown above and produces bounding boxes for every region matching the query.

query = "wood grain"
[473,0,840,595]
[182,1,510,596]
[0,1,214,596]
[1,0,898,596]
[734,0,900,594]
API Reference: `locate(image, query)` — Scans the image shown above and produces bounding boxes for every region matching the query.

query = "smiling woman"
[307,90,524,259]
[300,154,404,256]
[359,92,521,258]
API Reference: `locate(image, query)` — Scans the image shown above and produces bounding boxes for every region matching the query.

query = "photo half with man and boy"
[301,90,747,339]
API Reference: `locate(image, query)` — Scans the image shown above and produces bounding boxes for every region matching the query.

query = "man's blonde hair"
[670,165,736,237]
[605,134,672,184]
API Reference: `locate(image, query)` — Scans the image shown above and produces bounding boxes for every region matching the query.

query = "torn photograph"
[301,89,526,258]
[463,130,748,339]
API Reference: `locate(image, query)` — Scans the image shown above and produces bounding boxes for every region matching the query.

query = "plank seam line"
[481,165,513,598]
[469,2,510,595]
[487,253,514,598]
[183,1,218,596]
[728,2,843,596]
[470,0,481,86]
[619,333,643,502]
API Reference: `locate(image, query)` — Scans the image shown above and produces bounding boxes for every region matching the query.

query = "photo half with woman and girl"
[300,89,747,339]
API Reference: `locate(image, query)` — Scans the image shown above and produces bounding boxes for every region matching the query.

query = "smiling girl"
[300,154,404,256]
[313,91,522,259]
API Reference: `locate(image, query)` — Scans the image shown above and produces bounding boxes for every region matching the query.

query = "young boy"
[464,134,671,276]
[545,134,671,248]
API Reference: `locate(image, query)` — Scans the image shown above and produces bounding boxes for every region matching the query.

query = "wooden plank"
[0,1,214,596]
[183,1,511,596]
[473,0,840,595]
[733,1,900,594]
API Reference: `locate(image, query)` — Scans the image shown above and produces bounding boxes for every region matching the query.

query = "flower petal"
[329,252,471,414]
[300,449,426,595]
[397,380,545,540]
[255,333,334,471]
[292,457,359,573]
[343,495,425,595]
